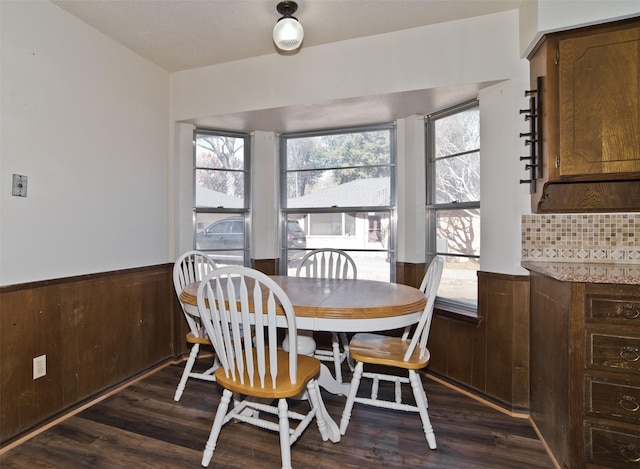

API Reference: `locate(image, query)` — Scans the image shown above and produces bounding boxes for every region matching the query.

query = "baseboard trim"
[0,358,180,454]
[528,416,562,469]
[424,372,529,419]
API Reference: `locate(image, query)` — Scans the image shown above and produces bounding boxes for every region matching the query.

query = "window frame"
[279,124,397,281]
[193,128,251,266]
[426,99,480,316]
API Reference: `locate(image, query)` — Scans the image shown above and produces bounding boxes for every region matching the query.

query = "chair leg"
[201,389,232,467]
[174,343,200,401]
[409,370,436,450]
[331,332,343,383]
[278,398,292,469]
[340,361,363,435]
[339,332,355,371]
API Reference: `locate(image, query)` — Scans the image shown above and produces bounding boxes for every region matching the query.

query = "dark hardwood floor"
[0,362,553,468]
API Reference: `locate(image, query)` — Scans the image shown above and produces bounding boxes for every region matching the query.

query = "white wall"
[172,10,532,275]
[480,80,532,274]
[171,11,521,121]
[0,1,170,286]
[250,131,279,260]
[519,0,640,57]
[3,2,633,286]
[395,116,427,264]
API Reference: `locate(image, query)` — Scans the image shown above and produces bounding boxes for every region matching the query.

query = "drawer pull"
[620,444,640,463]
[619,395,640,412]
[622,303,640,320]
[620,346,640,362]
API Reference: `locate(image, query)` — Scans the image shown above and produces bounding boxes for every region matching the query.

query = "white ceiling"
[51,0,524,132]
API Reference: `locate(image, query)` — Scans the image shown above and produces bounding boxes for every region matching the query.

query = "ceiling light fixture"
[272,1,304,52]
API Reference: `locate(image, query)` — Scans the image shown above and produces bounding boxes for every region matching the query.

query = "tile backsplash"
[522,213,640,263]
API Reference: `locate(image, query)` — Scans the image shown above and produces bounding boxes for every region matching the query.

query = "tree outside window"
[194,129,250,266]
[427,101,480,311]
[281,125,395,281]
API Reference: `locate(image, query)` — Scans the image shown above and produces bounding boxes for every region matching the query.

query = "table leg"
[312,379,341,443]
[318,364,350,396]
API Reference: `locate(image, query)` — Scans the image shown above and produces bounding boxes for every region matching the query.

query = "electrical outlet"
[33,355,46,379]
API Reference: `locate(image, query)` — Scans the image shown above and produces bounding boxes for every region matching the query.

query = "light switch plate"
[12,174,28,197]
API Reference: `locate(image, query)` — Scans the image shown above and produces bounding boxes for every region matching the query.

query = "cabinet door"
[559,26,640,178]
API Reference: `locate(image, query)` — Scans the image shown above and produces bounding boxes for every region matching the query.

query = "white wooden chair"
[295,248,357,384]
[197,266,331,469]
[172,250,218,401]
[339,257,444,449]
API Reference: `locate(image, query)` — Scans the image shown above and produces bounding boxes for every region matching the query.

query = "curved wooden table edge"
[179,276,426,320]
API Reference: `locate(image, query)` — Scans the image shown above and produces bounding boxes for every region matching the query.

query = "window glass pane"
[194,213,246,266]
[285,212,391,281]
[283,126,393,281]
[309,213,342,236]
[435,151,479,204]
[428,102,479,313]
[286,131,391,170]
[434,107,480,157]
[194,130,249,267]
[287,169,390,208]
[195,135,245,169]
[195,169,245,208]
[435,208,480,257]
[437,255,479,307]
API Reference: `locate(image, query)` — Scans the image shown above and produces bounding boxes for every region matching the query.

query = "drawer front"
[588,298,640,325]
[586,378,640,425]
[588,334,640,374]
[585,423,640,467]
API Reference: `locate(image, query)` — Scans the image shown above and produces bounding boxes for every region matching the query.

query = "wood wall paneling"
[529,272,572,466]
[427,315,449,374]
[396,262,427,289]
[1,260,532,445]
[0,265,177,445]
[425,271,530,413]
[511,278,532,407]
[252,258,279,276]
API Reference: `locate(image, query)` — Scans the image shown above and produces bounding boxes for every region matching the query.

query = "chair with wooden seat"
[172,250,218,401]
[197,266,332,469]
[339,256,443,449]
[295,248,357,384]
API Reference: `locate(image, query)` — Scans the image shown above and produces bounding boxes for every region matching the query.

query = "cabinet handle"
[621,303,640,320]
[620,444,640,463]
[619,395,640,412]
[620,346,640,362]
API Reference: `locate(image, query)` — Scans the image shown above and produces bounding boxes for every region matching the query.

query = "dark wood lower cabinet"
[529,271,640,468]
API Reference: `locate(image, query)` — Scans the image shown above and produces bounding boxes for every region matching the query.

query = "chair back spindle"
[403,257,443,362]
[198,266,298,390]
[296,248,357,280]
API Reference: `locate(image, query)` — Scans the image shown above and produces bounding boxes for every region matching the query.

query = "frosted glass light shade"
[273,17,304,51]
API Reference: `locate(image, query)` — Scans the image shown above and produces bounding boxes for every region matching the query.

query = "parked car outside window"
[196,216,306,264]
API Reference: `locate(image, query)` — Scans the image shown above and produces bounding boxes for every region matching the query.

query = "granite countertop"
[522,261,640,285]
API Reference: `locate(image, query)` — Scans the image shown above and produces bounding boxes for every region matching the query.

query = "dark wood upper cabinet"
[559,25,640,178]
[528,18,640,213]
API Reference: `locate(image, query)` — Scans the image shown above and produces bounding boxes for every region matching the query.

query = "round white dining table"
[180,276,426,394]
[180,275,426,332]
